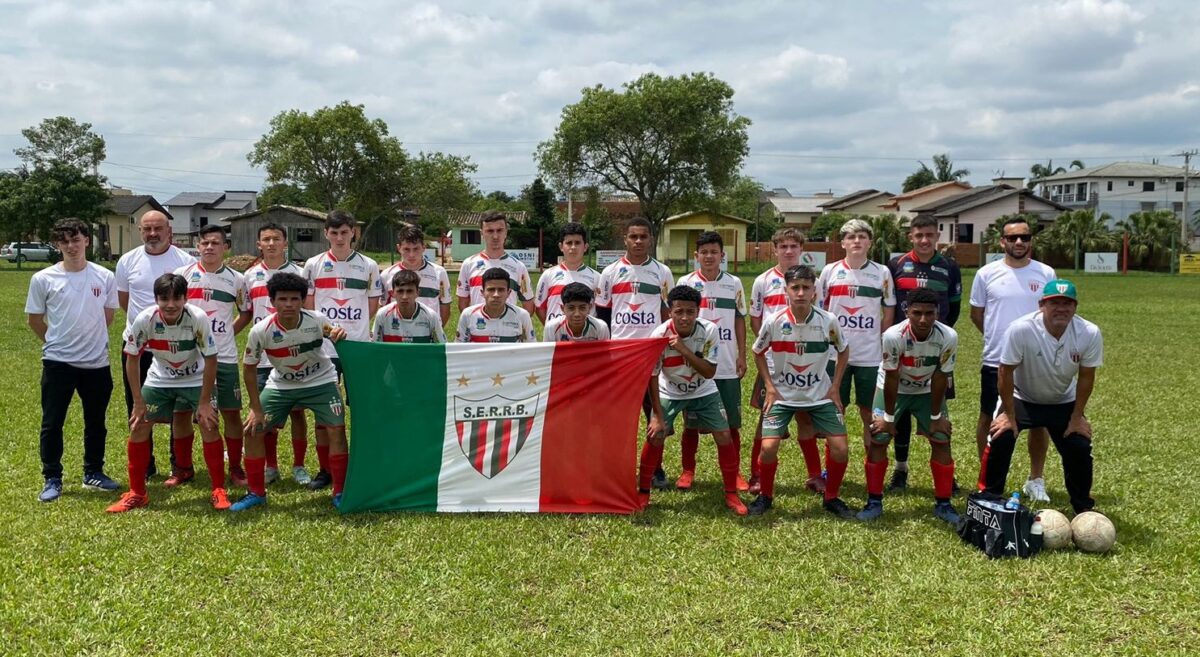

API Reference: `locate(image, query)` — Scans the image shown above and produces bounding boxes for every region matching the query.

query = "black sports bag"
[957,492,1043,559]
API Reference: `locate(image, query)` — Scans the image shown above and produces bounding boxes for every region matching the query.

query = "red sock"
[638,442,665,490]
[173,436,194,469]
[292,438,308,468]
[716,441,740,493]
[865,458,888,497]
[800,439,822,478]
[680,429,699,472]
[225,436,243,471]
[245,455,267,497]
[128,439,150,497]
[330,452,349,495]
[931,459,956,500]
[750,438,762,478]
[730,428,742,457]
[824,455,848,501]
[264,431,279,469]
[316,443,330,473]
[202,440,225,489]
[760,460,779,497]
[977,444,990,492]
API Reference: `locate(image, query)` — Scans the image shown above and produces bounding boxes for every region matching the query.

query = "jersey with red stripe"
[542,315,610,342]
[816,259,895,366]
[174,262,249,363]
[456,303,536,343]
[878,320,957,395]
[303,250,382,355]
[243,310,338,390]
[123,304,217,388]
[887,251,962,324]
[534,263,600,324]
[455,252,533,307]
[596,256,673,339]
[752,306,846,408]
[750,266,788,319]
[243,260,305,367]
[379,259,452,311]
[651,318,719,400]
[372,301,446,344]
[677,270,746,379]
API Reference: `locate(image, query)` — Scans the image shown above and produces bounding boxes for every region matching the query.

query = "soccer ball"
[1070,511,1117,553]
[1036,509,1073,549]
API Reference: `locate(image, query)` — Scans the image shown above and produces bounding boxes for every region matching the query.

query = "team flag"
[335,339,665,513]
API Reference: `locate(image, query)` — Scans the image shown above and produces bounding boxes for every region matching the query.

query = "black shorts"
[980,365,999,416]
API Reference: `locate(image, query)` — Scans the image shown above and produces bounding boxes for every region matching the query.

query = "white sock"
[895,461,909,472]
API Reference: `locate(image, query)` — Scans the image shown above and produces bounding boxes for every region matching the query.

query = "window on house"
[295,228,315,243]
[1177,182,1185,192]
[1107,181,1113,191]
[461,229,481,245]
[1143,181,1155,192]
[1128,180,1135,187]
[199,216,208,227]
[957,223,973,244]
[1140,202,1157,213]
[1173,202,1183,214]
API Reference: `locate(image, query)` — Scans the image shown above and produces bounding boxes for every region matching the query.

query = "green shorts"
[215,362,242,410]
[260,382,346,430]
[662,392,729,434]
[751,373,767,410]
[714,378,743,430]
[142,385,202,424]
[870,388,949,444]
[762,402,846,438]
[826,362,877,408]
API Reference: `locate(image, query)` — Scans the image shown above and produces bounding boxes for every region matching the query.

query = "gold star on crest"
[491,373,505,386]
[526,372,540,385]
[456,374,470,387]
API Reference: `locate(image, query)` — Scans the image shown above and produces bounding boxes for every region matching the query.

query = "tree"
[808,212,850,243]
[15,116,106,173]
[579,185,615,249]
[1028,159,1085,188]
[258,182,322,209]
[407,152,479,237]
[902,154,970,192]
[0,163,109,242]
[866,214,910,262]
[1035,210,1116,264]
[537,72,751,235]
[1117,210,1181,269]
[510,178,561,262]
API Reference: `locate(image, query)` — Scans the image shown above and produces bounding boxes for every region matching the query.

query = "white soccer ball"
[1037,509,1073,549]
[1070,511,1117,553]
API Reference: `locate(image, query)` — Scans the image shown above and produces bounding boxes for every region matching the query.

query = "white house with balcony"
[1031,162,1199,228]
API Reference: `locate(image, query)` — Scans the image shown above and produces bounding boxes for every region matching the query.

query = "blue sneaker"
[229,493,267,512]
[857,499,884,521]
[83,471,120,492]
[39,478,63,503]
[332,493,342,509]
[934,501,961,525]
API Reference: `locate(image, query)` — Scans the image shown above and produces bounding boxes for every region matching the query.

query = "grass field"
[3,262,1199,656]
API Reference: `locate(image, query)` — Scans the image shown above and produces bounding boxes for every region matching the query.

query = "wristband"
[930,412,943,421]
[883,412,895,423]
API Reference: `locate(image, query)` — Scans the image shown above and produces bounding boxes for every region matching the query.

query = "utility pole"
[1173,149,1197,252]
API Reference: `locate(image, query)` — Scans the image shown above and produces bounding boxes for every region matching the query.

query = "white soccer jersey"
[750,266,789,320]
[123,304,217,388]
[372,302,446,344]
[879,320,958,395]
[115,245,195,328]
[303,250,382,357]
[455,252,534,307]
[243,310,339,390]
[651,318,720,401]
[1000,311,1103,405]
[456,303,536,343]
[175,262,249,364]
[535,263,601,324]
[969,260,1056,367]
[677,270,746,379]
[243,259,305,368]
[543,315,610,342]
[596,256,673,339]
[25,262,119,369]
[752,306,846,408]
[817,259,895,367]
[379,259,453,312]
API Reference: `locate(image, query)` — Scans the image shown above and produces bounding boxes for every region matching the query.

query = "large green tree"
[536,72,751,235]
[902,154,970,192]
[1117,210,1181,269]
[1034,210,1115,264]
[0,164,109,242]
[509,178,560,262]
[866,213,911,262]
[407,152,479,237]
[15,116,106,173]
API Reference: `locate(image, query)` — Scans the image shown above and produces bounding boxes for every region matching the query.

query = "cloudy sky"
[1,0,1197,203]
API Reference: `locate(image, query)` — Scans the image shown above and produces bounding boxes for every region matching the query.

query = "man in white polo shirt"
[981,280,1102,514]
[26,219,121,502]
[115,210,195,478]
[970,216,1056,502]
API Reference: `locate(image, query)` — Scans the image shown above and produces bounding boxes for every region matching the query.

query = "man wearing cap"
[980,280,1102,513]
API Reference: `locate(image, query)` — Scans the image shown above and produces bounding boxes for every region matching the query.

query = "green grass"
[3,267,1199,656]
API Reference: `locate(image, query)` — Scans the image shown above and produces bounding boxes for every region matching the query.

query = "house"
[817,189,895,216]
[656,210,751,266]
[1031,161,1199,226]
[909,179,1068,244]
[445,210,528,262]
[766,190,835,228]
[98,189,173,257]
[164,190,258,234]
[225,205,328,261]
[880,181,973,219]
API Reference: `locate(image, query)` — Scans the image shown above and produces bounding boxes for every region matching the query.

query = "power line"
[749,152,1177,163]
[106,162,266,179]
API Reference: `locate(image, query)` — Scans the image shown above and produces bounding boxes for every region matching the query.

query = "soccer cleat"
[805,475,827,494]
[747,494,773,516]
[747,475,761,495]
[291,465,312,486]
[332,494,342,509]
[675,470,695,490]
[106,491,148,513]
[229,467,248,488]
[856,499,884,521]
[82,471,120,492]
[1023,477,1050,503]
[823,497,856,519]
[39,478,63,503]
[651,468,671,490]
[306,469,331,490]
[887,468,908,492]
[724,492,748,516]
[163,467,195,488]
[735,474,750,492]
[211,488,231,510]
[230,493,267,512]
[933,501,961,525]
[263,467,280,485]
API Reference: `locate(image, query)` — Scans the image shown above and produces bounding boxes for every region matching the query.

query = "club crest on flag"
[454,393,541,479]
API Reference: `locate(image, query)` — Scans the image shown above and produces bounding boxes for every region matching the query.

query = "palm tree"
[902,154,970,192]
[1038,209,1116,265]
[1028,160,1085,189]
[866,213,910,262]
[1117,210,1180,269]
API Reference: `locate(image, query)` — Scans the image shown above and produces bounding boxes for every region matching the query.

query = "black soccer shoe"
[887,468,908,492]
[823,497,856,519]
[651,467,672,490]
[747,494,773,516]
[306,469,332,491]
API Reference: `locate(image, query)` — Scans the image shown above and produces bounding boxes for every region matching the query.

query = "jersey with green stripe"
[455,252,534,307]
[651,318,720,400]
[596,256,673,339]
[175,262,249,363]
[543,315,610,342]
[379,259,452,313]
[123,304,217,388]
[243,260,305,368]
[878,320,957,395]
[752,306,846,408]
[456,303,535,343]
[303,250,382,355]
[817,259,895,367]
[372,301,446,344]
[678,270,746,379]
[534,263,600,324]
[887,251,962,324]
[243,309,338,390]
